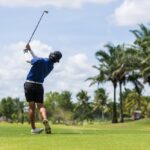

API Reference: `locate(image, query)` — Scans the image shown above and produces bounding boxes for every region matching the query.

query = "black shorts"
[24,82,44,103]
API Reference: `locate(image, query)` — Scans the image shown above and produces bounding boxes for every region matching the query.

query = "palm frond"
[96,50,109,62]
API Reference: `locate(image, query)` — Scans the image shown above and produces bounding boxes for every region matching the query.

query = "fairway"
[0,119,150,150]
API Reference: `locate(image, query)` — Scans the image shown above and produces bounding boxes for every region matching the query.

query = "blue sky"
[0,0,150,100]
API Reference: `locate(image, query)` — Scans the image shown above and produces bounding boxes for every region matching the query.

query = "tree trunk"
[21,109,24,124]
[112,83,118,123]
[119,82,124,123]
[101,108,104,120]
[137,95,141,110]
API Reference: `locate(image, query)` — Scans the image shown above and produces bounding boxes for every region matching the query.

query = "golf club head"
[44,10,48,14]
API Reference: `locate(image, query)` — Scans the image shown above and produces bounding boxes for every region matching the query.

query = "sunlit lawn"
[0,119,150,150]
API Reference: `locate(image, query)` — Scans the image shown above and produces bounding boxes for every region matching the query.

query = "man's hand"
[24,43,31,53]
[26,44,31,51]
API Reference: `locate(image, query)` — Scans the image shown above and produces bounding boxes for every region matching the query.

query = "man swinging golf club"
[24,43,62,134]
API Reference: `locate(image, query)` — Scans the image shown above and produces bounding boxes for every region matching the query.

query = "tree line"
[0,24,150,124]
[0,89,150,124]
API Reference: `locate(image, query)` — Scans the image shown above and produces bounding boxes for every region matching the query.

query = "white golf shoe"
[31,128,44,134]
[43,119,51,134]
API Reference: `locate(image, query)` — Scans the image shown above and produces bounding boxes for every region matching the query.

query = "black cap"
[49,51,62,62]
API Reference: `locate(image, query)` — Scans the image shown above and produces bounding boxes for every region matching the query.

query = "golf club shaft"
[28,11,48,44]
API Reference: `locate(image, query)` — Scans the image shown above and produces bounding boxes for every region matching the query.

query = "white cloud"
[113,0,150,26]
[0,0,115,8]
[0,41,53,98]
[44,53,97,99]
[0,41,97,100]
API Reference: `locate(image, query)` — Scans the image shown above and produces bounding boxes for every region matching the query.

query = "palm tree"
[89,43,124,123]
[111,44,127,123]
[112,45,140,122]
[131,24,150,83]
[93,88,108,120]
[88,41,143,123]
[75,90,92,122]
[129,24,150,110]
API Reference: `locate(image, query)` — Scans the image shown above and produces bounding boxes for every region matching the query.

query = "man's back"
[26,57,54,83]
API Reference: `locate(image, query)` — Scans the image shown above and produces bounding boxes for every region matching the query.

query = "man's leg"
[29,102,36,129]
[37,103,51,134]
[29,102,44,134]
[37,103,47,120]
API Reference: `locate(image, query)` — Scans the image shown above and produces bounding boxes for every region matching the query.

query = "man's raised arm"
[24,44,38,63]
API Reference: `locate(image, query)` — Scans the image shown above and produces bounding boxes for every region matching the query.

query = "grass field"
[0,119,150,150]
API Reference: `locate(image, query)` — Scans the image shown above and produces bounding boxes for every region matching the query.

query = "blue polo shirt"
[26,57,54,83]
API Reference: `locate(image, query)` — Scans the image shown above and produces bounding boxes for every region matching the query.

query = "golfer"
[23,44,62,134]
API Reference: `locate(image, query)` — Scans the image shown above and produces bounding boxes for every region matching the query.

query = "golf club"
[27,10,48,44]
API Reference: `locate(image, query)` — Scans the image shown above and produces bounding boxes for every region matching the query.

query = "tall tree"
[58,91,74,111]
[75,90,92,122]
[112,44,127,123]
[131,24,150,83]
[0,97,16,120]
[112,45,140,122]
[93,88,108,120]
[45,91,74,124]
[89,43,123,123]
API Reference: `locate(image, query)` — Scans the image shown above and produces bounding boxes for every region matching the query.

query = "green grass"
[0,119,150,150]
